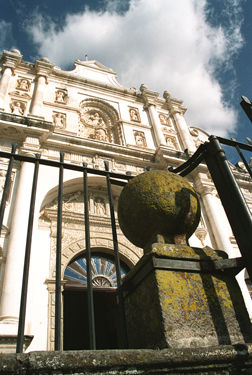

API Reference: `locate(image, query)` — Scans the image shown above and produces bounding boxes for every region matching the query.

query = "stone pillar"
[0,49,22,110]
[122,242,252,349]
[0,137,40,334]
[29,58,54,119]
[196,182,233,256]
[140,84,166,147]
[0,161,34,324]
[163,91,196,153]
[118,169,252,350]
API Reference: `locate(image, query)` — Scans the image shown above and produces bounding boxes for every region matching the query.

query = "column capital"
[20,136,40,155]
[163,90,187,115]
[34,57,54,79]
[197,183,215,197]
[0,49,22,74]
[139,84,159,107]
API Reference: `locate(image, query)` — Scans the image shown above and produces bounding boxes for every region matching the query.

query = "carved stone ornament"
[164,135,178,149]
[235,160,247,173]
[55,89,68,104]
[9,90,31,99]
[16,78,31,91]
[10,100,25,115]
[53,112,66,129]
[195,226,207,246]
[42,190,109,219]
[189,127,209,148]
[129,107,140,122]
[133,130,147,147]
[159,113,170,126]
[78,99,121,144]
[94,197,106,216]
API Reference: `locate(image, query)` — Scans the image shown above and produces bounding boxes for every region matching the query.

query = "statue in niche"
[94,198,106,216]
[17,78,30,91]
[10,101,25,115]
[134,130,147,147]
[129,108,140,122]
[55,90,67,103]
[159,113,169,126]
[94,128,109,142]
[165,135,176,149]
[88,112,106,127]
[53,112,66,129]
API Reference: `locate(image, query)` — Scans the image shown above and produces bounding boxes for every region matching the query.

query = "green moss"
[118,170,201,248]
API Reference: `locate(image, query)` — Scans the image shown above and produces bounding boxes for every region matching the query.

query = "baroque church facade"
[0,48,251,352]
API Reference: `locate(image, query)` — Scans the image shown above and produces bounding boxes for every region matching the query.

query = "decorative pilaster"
[0,49,22,110]
[140,84,166,147]
[0,162,34,324]
[163,91,196,153]
[195,179,233,256]
[0,139,40,334]
[29,58,54,119]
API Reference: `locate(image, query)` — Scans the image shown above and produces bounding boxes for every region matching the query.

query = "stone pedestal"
[122,243,252,349]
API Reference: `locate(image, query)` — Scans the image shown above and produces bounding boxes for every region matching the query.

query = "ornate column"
[140,84,166,147]
[0,49,22,110]
[29,58,54,119]
[163,91,196,153]
[196,180,233,256]
[0,137,40,332]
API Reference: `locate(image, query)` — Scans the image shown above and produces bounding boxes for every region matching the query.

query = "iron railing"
[0,146,132,353]
[170,135,252,283]
[0,135,252,353]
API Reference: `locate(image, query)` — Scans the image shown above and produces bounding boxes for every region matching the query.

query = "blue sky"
[0,0,251,163]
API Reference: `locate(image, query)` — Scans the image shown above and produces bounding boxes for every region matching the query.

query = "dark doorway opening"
[63,288,120,350]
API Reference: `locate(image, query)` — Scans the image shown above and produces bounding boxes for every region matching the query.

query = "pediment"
[75,59,115,73]
[55,59,125,89]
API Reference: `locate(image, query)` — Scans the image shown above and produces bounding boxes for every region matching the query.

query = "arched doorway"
[63,252,129,350]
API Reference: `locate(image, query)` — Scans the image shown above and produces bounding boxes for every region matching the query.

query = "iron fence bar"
[168,143,207,175]
[55,152,64,350]
[0,144,17,237]
[16,154,40,353]
[217,136,252,152]
[230,138,252,179]
[104,161,128,348]
[204,136,252,281]
[0,150,132,181]
[83,163,96,349]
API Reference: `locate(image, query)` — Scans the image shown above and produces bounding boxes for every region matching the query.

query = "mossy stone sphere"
[118,170,200,248]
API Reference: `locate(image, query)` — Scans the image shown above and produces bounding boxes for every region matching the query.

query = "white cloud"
[27,0,244,136]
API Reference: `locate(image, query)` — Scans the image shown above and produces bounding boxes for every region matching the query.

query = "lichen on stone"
[118,170,201,249]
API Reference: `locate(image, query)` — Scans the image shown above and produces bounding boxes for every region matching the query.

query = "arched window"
[64,252,129,288]
[63,252,129,350]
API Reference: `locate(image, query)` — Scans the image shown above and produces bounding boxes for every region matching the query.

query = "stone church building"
[0,48,251,353]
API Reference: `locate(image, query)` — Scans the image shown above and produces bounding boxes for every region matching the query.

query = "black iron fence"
[0,146,132,353]
[170,135,252,283]
[0,135,252,353]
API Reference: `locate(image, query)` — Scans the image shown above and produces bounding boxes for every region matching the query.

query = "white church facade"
[0,48,251,352]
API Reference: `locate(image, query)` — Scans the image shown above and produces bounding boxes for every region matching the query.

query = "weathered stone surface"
[118,170,201,249]
[122,245,252,349]
[1,345,252,374]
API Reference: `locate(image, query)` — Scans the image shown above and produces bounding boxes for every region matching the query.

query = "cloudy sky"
[0,0,251,155]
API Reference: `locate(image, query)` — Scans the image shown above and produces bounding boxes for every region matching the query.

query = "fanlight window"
[64,253,129,288]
